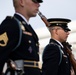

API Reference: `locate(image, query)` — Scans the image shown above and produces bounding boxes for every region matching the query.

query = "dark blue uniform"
[42,39,71,75]
[0,14,41,75]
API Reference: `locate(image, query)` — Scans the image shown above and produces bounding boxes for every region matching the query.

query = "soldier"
[42,18,72,75]
[0,0,43,75]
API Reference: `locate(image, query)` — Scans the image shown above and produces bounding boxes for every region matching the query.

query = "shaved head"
[13,0,19,8]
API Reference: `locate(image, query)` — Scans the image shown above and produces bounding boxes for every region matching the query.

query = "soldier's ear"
[19,0,25,7]
[54,28,59,35]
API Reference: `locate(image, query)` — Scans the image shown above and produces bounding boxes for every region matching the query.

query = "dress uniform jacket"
[0,14,41,75]
[42,39,71,75]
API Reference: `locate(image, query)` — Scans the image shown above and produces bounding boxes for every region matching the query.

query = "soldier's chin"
[32,14,37,17]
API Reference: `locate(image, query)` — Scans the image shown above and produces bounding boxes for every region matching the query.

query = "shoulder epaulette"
[5,16,13,20]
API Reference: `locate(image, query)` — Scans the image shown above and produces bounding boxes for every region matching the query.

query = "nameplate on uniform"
[23,31,32,36]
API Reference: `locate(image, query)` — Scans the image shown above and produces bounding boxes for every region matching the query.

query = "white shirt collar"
[55,40,64,48]
[15,13,29,24]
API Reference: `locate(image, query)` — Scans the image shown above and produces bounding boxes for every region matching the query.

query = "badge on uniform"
[23,31,32,36]
[28,46,32,53]
[0,32,8,46]
[63,54,67,58]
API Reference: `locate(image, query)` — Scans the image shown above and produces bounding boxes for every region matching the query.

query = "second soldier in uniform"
[42,18,72,75]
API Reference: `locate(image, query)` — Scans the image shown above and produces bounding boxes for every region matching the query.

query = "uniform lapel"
[28,24,39,41]
[14,14,39,42]
[50,39,64,50]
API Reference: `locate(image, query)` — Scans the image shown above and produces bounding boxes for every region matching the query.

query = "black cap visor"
[32,0,43,3]
[62,27,71,32]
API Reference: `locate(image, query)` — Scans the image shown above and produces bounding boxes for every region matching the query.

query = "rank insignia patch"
[0,32,8,46]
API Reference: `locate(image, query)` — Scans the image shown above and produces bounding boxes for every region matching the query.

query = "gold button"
[37,52,40,55]
[66,62,68,64]
[36,43,39,46]
[29,40,31,43]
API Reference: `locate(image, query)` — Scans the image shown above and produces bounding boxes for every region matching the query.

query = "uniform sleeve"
[0,16,21,72]
[42,44,60,75]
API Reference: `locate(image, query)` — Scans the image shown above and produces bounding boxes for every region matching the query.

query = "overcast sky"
[0,0,76,29]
